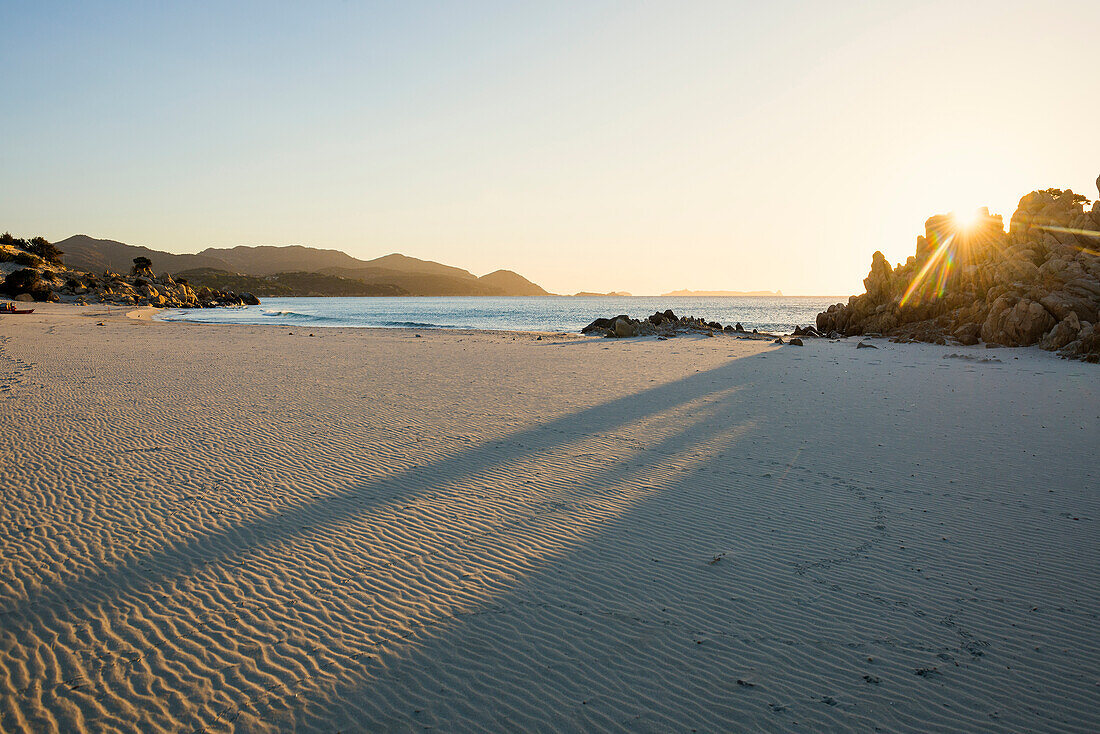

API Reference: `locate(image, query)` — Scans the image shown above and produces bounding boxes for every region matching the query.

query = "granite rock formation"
[1,235,258,308]
[817,178,1100,361]
[581,310,792,340]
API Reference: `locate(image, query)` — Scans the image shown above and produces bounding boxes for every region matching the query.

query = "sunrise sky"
[3,1,1097,295]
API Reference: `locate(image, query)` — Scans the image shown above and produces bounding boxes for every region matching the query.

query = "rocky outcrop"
[1,235,259,309]
[817,180,1100,362]
[54,271,259,308]
[581,310,801,340]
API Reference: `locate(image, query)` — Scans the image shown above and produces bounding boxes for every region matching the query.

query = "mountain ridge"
[55,235,234,274]
[54,236,551,297]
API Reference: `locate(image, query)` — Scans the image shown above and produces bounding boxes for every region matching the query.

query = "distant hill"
[362,253,476,280]
[198,245,370,276]
[199,246,482,280]
[321,267,508,296]
[55,235,233,274]
[661,289,784,297]
[52,236,550,296]
[573,291,633,297]
[477,270,550,296]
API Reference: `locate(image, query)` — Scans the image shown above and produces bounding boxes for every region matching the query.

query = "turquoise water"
[157,295,843,334]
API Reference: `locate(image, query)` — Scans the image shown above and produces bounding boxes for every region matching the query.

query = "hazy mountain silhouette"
[198,246,480,280]
[197,245,369,276]
[56,235,233,274]
[54,236,551,296]
[360,253,477,281]
[319,266,548,297]
[478,269,549,296]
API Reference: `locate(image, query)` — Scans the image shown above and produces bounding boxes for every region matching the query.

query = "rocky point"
[1,234,260,309]
[816,177,1100,362]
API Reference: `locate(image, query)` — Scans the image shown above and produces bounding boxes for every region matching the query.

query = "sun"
[951,207,983,232]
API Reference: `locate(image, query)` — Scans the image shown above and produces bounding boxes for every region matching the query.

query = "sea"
[156,295,844,334]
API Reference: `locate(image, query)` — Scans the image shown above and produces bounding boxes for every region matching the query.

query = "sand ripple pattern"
[0,319,1097,732]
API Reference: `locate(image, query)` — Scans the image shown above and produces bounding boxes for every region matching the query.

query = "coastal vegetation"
[1,232,62,268]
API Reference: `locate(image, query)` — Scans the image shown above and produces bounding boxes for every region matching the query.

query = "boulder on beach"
[582,315,629,334]
[613,317,636,338]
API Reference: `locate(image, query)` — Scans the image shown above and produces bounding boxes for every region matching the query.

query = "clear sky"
[2,1,1097,296]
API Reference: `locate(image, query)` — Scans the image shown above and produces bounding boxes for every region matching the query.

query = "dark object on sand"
[582,315,631,333]
[789,337,803,346]
[856,341,878,349]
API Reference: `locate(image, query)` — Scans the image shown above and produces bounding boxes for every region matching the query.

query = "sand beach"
[0,304,1096,732]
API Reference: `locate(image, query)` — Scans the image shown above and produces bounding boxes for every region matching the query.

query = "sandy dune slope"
[0,305,1096,732]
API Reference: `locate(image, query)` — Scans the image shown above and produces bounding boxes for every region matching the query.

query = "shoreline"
[145,294,839,336]
[13,302,1087,348]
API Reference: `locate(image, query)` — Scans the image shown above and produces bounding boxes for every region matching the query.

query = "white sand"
[0,304,1097,732]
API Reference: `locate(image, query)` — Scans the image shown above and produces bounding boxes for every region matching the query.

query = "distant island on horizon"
[660,289,784,297]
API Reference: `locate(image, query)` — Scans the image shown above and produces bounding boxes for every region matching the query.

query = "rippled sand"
[0,305,1097,732]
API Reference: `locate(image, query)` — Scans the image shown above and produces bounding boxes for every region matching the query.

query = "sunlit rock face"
[817,177,1100,361]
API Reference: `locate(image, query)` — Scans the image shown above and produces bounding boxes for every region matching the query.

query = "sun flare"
[951,208,983,231]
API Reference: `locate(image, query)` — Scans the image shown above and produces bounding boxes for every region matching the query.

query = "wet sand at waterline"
[1,304,1096,732]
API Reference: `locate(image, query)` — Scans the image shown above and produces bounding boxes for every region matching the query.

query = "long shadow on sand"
[0,348,775,628]
[236,401,770,731]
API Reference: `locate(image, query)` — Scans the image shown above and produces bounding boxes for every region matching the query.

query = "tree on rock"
[132,256,153,275]
[1038,188,1091,207]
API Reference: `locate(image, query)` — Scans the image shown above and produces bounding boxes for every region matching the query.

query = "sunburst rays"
[899,210,1003,308]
